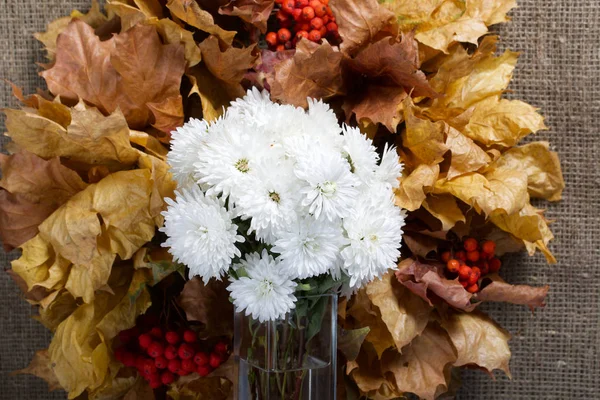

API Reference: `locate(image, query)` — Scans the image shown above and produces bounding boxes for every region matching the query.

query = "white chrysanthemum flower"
[236,159,302,243]
[272,217,348,279]
[376,144,403,189]
[228,87,278,127]
[295,152,360,221]
[194,118,271,202]
[305,98,344,146]
[341,190,405,287]
[168,118,208,188]
[342,125,379,185]
[160,185,244,281]
[228,250,297,322]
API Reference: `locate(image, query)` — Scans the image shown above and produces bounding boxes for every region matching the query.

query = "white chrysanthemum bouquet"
[161,89,406,322]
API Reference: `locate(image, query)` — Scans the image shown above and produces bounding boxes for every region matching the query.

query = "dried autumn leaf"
[396,258,476,311]
[35,290,78,331]
[441,311,511,376]
[199,35,257,99]
[401,98,447,165]
[329,0,397,55]
[381,323,457,400]
[187,64,231,122]
[422,194,465,231]
[338,327,371,362]
[464,96,548,147]
[178,277,234,337]
[13,349,61,391]
[154,18,203,67]
[489,141,564,200]
[476,274,549,311]
[366,272,432,351]
[346,343,391,394]
[167,358,235,400]
[445,125,491,179]
[219,0,275,33]
[347,290,395,358]
[4,105,139,171]
[343,85,407,132]
[147,95,185,135]
[269,39,345,108]
[166,0,236,45]
[106,1,148,31]
[394,164,439,211]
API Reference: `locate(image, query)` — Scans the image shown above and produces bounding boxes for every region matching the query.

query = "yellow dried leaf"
[445,125,491,179]
[36,290,78,331]
[422,194,465,231]
[106,1,148,30]
[187,64,230,122]
[166,0,236,45]
[464,96,548,147]
[395,164,440,211]
[366,272,432,351]
[401,98,448,165]
[489,141,564,200]
[441,311,511,377]
[154,18,202,67]
[129,131,169,160]
[381,323,457,400]
[347,290,395,358]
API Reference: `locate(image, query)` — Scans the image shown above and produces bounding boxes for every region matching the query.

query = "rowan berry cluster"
[114,317,229,389]
[266,0,340,51]
[441,238,502,293]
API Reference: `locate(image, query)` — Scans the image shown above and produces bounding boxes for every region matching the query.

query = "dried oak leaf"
[178,277,234,337]
[13,349,61,391]
[269,39,345,108]
[41,20,186,131]
[219,0,275,34]
[4,103,139,171]
[396,258,476,311]
[441,310,511,377]
[48,267,152,398]
[394,164,439,211]
[329,0,397,55]
[381,0,516,53]
[166,0,236,45]
[366,272,432,351]
[488,141,564,201]
[381,322,457,400]
[476,274,549,311]
[35,0,108,61]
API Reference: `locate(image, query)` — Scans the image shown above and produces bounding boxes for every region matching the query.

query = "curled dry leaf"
[269,39,345,108]
[476,274,549,311]
[342,85,407,133]
[219,0,275,34]
[401,97,447,165]
[178,277,234,337]
[329,0,397,55]
[381,323,457,400]
[445,125,491,179]
[394,164,439,211]
[396,258,476,311]
[187,64,232,122]
[166,0,236,45]
[440,311,511,377]
[13,349,61,391]
[166,357,235,400]
[422,194,465,231]
[366,272,432,351]
[346,343,398,396]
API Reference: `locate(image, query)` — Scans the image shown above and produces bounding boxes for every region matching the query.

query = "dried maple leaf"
[396,258,476,311]
[342,85,407,133]
[338,327,371,362]
[147,95,185,136]
[476,274,549,311]
[178,277,234,338]
[381,322,457,400]
[13,350,61,391]
[422,194,465,231]
[400,97,447,164]
[219,0,275,33]
[329,0,397,55]
[346,343,395,395]
[187,64,232,122]
[394,164,439,211]
[441,310,511,377]
[366,272,432,351]
[269,39,345,108]
[487,141,564,201]
[166,0,236,45]
[445,125,491,179]
[35,290,78,331]
[154,18,203,67]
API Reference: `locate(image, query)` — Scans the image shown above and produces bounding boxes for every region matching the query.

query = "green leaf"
[338,327,371,362]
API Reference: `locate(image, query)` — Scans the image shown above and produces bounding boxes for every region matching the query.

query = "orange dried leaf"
[476,274,549,311]
[219,0,275,33]
[166,0,236,45]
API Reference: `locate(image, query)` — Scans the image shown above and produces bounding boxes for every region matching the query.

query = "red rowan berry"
[167,359,181,374]
[455,250,466,261]
[197,365,212,377]
[265,32,278,47]
[295,0,309,7]
[155,356,168,369]
[302,6,315,20]
[441,251,452,263]
[467,250,480,262]
[276,44,285,51]
[143,359,157,375]
[165,331,180,345]
[149,327,163,338]
[215,341,228,355]
[311,1,327,17]
[310,17,324,30]
[319,26,327,37]
[489,257,502,273]
[471,266,481,278]
[295,30,309,41]
[481,240,496,255]
[277,28,292,43]
[149,376,162,389]
[466,283,479,293]
[458,265,471,281]
[467,271,480,285]
[478,260,489,275]
[292,8,303,21]
[298,23,310,31]
[326,21,338,32]
[194,351,210,366]
[460,280,469,288]
[161,371,175,385]
[138,333,152,349]
[147,342,164,358]
[182,358,197,373]
[209,352,222,368]
[178,343,195,360]
[446,259,460,273]
[463,238,478,252]
[122,352,136,368]
[281,0,295,14]
[164,345,178,360]
[308,29,321,41]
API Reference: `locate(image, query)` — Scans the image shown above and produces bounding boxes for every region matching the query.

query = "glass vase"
[234,292,338,400]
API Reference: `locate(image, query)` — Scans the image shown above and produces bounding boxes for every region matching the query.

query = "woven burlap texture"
[1,0,599,399]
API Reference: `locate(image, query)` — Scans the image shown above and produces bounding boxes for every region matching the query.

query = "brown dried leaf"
[441,311,511,376]
[13,349,61,391]
[476,274,549,311]
[489,142,564,201]
[219,0,275,33]
[178,277,234,337]
[366,272,432,351]
[381,323,457,400]
[396,258,476,311]
[422,194,465,231]
[269,39,345,108]
[187,64,231,122]
[329,0,397,55]
[394,164,439,211]
[154,18,203,67]
[147,95,185,135]
[166,0,236,45]
[401,98,447,165]
[106,1,148,31]
[343,85,407,132]
[445,125,491,179]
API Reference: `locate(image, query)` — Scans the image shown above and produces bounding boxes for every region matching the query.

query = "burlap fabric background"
[1,0,598,398]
